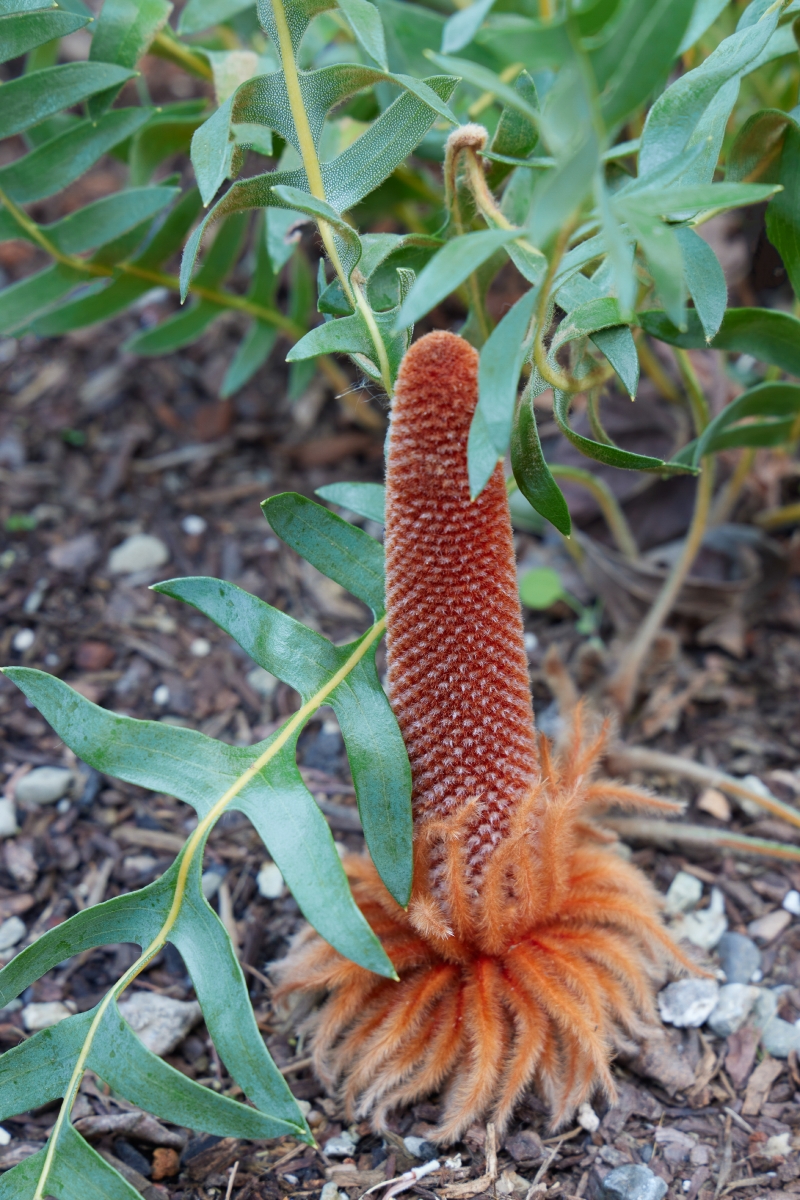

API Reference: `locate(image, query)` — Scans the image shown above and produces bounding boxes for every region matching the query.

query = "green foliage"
[2,0,800,1185]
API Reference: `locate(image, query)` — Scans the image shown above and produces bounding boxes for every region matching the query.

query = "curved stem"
[606,456,714,715]
[549,464,638,560]
[150,29,213,80]
[710,446,754,526]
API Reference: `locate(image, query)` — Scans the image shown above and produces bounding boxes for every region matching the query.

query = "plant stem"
[675,346,710,434]
[150,29,214,80]
[636,335,682,404]
[606,456,714,714]
[710,447,754,525]
[270,0,393,396]
[549,464,638,560]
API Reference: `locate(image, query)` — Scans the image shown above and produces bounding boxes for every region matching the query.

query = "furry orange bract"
[277,331,686,1143]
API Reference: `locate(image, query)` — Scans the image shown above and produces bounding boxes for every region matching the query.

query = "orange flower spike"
[277,330,692,1143]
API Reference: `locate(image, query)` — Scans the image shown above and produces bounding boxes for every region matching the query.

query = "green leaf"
[158,570,413,909]
[191,94,237,206]
[476,12,573,71]
[179,0,255,33]
[679,0,729,52]
[41,186,179,255]
[263,491,385,617]
[597,0,695,129]
[552,277,639,397]
[692,381,800,462]
[221,321,277,396]
[425,50,539,125]
[639,306,800,377]
[441,0,495,54]
[130,110,205,185]
[469,287,537,499]
[552,388,692,474]
[623,206,686,329]
[519,566,564,609]
[528,132,599,250]
[316,481,386,523]
[766,117,800,300]
[272,183,362,280]
[394,228,517,330]
[0,1122,142,1200]
[675,225,727,340]
[338,0,387,69]
[127,300,225,355]
[510,388,571,536]
[0,62,137,140]
[0,263,84,336]
[639,3,783,178]
[0,8,89,63]
[0,108,152,204]
[620,181,779,218]
[88,0,172,116]
[4,665,394,975]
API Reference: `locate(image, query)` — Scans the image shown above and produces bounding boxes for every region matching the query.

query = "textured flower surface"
[277,331,689,1143]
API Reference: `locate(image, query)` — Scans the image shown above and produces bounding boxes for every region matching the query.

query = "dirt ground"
[2,153,800,1200]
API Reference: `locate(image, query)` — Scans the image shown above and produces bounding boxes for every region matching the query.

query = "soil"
[2,100,800,1200]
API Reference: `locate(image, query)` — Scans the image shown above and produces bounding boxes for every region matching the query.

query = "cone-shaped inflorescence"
[277,331,690,1143]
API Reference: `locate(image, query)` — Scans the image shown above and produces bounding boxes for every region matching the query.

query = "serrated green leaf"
[394,228,517,330]
[0,62,136,139]
[0,108,152,204]
[675,225,727,340]
[469,287,537,499]
[4,665,393,975]
[0,263,84,336]
[263,491,385,617]
[316,481,386,523]
[157,569,413,908]
[639,4,782,178]
[0,7,88,63]
[510,389,571,536]
[338,0,387,68]
[88,0,172,116]
[179,0,255,33]
[639,306,800,377]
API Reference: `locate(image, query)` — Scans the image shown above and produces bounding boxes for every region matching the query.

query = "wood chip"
[112,824,184,853]
[697,788,732,821]
[742,1055,784,1116]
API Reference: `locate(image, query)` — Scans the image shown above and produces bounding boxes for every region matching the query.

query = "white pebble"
[523,632,538,653]
[257,861,284,899]
[0,916,26,951]
[108,533,169,575]
[12,628,35,652]
[0,799,18,838]
[182,514,207,536]
[247,666,278,697]
[152,684,170,706]
[22,1000,74,1031]
[782,890,800,916]
[190,637,211,657]
[577,1101,600,1133]
[0,1127,10,1147]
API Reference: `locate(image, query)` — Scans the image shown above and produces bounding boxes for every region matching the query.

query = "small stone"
[751,987,779,1031]
[696,788,731,821]
[0,1126,10,1147]
[0,916,25,952]
[761,1016,800,1058]
[108,534,169,575]
[748,909,791,944]
[0,799,18,839]
[117,993,202,1056]
[706,984,760,1037]
[673,887,727,950]
[320,1182,345,1200]
[505,1130,544,1163]
[324,1131,357,1158]
[22,1000,73,1031]
[257,861,284,899]
[181,515,207,536]
[247,666,279,698]
[664,872,703,916]
[404,1136,436,1159]
[658,979,719,1028]
[152,684,170,707]
[577,1101,600,1133]
[152,1147,180,1180]
[201,866,226,900]
[12,628,35,652]
[603,1164,668,1200]
[717,932,761,984]
[189,638,211,657]
[75,640,115,670]
[15,766,74,806]
[47,532,100,573]
[782,890,800,916]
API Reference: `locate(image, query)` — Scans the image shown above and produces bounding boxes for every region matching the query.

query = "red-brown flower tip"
[385,331,538,862]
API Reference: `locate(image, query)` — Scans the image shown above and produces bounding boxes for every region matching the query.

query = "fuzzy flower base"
[276,717,686,1144]
[276,331,690,1143]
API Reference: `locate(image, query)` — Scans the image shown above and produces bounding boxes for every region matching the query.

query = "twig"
[723,1108,754,1135]
[606,744,800,830]
[549,464,638,559]
[601,817,800,863]
[239,960,274,991]
[721,1177,777,1194]
[225,1160,240,1200]
[278,1055,313,1076]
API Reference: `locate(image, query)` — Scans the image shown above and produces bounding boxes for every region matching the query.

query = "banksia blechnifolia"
[278,331,689,1142]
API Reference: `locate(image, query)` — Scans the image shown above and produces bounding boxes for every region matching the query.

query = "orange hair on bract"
[276,331,689,1143]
